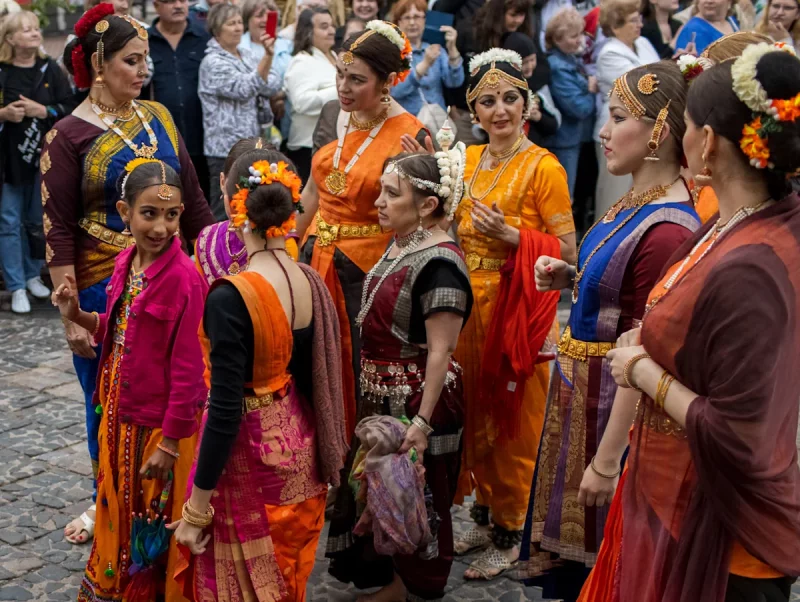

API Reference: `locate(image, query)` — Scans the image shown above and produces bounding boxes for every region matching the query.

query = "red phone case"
[265,11,278,38]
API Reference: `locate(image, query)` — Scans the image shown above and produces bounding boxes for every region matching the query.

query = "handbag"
[416,89,457,139]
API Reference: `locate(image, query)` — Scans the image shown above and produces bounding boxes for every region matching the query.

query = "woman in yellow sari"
[453,48,576,580]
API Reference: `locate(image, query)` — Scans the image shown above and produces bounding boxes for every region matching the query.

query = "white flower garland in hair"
[731,44,777,114]
[432,121,466,220]
[468,48,523,75]
[366,20,405,52]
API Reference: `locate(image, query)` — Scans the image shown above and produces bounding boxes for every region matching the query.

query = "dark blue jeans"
[0,177,44,291]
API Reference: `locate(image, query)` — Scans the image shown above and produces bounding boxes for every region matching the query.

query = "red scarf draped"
[480,228,561,440]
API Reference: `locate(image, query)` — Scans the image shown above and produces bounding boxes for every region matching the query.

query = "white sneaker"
[26,277,50,299]
[11,289,30,314]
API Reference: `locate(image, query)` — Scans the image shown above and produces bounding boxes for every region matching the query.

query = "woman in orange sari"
[171,149,347,601]
[594,44,800,602]
[450,48,577,581]
[296,20,427,444]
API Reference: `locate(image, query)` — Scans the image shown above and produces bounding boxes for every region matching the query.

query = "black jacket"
[0,56,76,188]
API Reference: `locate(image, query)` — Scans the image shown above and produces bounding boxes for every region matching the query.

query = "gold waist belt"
[558,326,614,362]
[242,388,288,413]
[316,212,384,247]
[79,218,135,250]
[465,252,506,272]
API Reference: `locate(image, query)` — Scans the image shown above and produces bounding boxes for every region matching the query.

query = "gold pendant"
[136,144,157,159]
[325,169,347,196]
[341,51,354,65]
[572,281,579,304]
[229,261,240,275]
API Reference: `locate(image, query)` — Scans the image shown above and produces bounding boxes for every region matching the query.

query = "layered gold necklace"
[91,97,135,122]
[467,135,526,204]
[572,177,681,304]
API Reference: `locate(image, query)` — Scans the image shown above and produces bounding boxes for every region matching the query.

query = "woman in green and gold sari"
[41,3,213,550]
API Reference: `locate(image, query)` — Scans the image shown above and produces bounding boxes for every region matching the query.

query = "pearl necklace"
[645,199,772,312]
[91,100,158,159]
[355,228,432,329]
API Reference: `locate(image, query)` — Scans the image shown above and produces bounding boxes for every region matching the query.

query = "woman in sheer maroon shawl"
[601,45,800,602]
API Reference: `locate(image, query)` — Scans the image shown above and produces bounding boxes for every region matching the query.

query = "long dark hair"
[293,6,332,56]
[474,0,533,52]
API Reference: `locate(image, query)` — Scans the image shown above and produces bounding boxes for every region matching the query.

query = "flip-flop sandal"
[454,526,491,556]
[464,547,514,581]
[65,504,96,545]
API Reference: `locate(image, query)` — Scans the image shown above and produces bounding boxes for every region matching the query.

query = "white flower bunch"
[435,141,466,220]
[366,20,405,52]
[731,44,775,114]
[469,48,523,74]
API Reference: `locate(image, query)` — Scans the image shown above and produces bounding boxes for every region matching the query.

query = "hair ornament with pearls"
[731,43,800,169]
[230,161,303,237]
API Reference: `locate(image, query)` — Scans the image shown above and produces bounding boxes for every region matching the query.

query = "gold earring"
[94,72,105,88]
[381,86,391,105]
[121,221,131,236]
[646,102,670,162]
[695,154,713,186]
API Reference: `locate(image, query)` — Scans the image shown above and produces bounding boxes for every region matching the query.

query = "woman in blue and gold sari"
[41,4,213,549]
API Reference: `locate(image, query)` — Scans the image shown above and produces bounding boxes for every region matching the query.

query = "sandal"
[464,546,514,581]
[454,526,491,556]
[64,504,96,545]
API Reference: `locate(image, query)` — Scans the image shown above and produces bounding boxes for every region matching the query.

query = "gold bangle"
[655,372,675,412]
[91,311,100,335]
[590,456,621,479]
[623,352,651,389]
[181,501,214,528]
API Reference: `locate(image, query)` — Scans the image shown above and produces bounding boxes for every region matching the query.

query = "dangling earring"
[470,112,478,125]
[381,87,391,105]
[646,101,670,162]
[121,221,131,236]
[695,153,713,185]
[94,73,105,88]
[417,216,424,233]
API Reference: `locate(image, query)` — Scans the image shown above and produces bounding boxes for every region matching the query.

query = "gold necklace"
[602,176,681,223]
[572,178,681,303]
[488,134,525,160]
[91,101,158,158]
[225,230,247,275]
[350,106,389,131]
[325,114,386,196]
[91,97,135,121]
[467,141,525,205]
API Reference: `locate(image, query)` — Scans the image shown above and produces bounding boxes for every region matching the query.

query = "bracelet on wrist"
[590,456,621,479]
[622,352,651,390]
[182,500,214,528]
[654,371,675,412]
[157,442,180,459]
[411,415,434,437]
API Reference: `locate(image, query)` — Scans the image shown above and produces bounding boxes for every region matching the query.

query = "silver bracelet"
[411,415,434,437]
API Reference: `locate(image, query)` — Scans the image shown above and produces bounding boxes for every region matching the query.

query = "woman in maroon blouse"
[41,4,212,545]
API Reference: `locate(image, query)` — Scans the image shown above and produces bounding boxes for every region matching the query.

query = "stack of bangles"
[182,500,214,528]
[622,352,651,390]
[156,442,179,459]
[655,370,676,412]
[411,415,434,437]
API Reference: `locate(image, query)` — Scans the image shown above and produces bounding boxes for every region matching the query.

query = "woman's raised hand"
[259,33,276,56]
[400,133,435,154]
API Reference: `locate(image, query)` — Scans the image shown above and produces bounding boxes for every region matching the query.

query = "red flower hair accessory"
[71,44,91,89]
[74,3,114,38]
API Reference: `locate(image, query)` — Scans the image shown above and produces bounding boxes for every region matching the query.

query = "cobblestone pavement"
[0,300,797,601]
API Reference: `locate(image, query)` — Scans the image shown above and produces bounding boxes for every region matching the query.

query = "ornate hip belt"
[558,326,615,362]
[203,387,288,414]
[464,252,506,272]
[315,212,384,247]
[360,357,460,418]
[78,218,135,250]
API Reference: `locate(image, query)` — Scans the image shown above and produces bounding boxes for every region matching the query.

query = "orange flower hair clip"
[229,161,304,238]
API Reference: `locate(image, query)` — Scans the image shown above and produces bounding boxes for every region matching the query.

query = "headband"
[466,48,534,119]
[230,160,304,238]
[731,43,799,170]
[121,158,174,201]
[341,20,413,85]
[383,120,466,220]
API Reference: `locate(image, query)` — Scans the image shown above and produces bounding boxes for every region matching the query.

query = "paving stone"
[0,369,75,394]
[0,584,33,600]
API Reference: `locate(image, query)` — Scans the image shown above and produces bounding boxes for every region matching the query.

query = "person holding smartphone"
[392,0,463,116]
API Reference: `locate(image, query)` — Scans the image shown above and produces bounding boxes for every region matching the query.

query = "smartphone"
[265,10,278,39]
[422,10,454,46]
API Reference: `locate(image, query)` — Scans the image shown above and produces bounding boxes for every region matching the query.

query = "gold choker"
[91,97,135,120]
[350,106,389,131]
[488,134,525,160]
